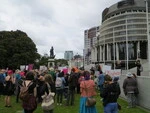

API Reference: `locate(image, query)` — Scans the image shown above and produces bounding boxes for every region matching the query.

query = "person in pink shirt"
[79,71,97,113]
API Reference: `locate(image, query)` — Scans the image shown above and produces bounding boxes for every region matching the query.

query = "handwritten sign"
[105,69,121,77]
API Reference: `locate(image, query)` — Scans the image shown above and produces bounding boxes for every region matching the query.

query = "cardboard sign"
[105,69,121,77]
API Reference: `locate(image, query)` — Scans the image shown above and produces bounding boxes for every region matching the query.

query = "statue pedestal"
[48,58,55,68]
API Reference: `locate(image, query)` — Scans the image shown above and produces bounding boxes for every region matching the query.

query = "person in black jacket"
[100,74,121,113]
[135,60,142,76]
[66,68,78,106]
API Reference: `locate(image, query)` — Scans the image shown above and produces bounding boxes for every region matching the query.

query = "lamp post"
[145,0,150,70]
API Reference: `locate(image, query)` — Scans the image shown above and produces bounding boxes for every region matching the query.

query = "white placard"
[105,69,121,77]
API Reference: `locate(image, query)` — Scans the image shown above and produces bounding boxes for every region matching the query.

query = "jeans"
[98,85,103,93]
[56,88,63,104]
[127,93,136,107]
[16,86,20,103]
[104,103,118,113]
[66,88,75,105]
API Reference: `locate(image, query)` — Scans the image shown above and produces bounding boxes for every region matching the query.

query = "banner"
[105,69,121,77]
[20,65,28,71]
[40,65,47,71]
[28,64,34,70]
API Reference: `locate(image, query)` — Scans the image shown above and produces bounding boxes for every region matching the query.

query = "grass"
[0,94,149,113]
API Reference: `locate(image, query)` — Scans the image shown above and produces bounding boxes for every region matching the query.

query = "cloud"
[0,0,120,58]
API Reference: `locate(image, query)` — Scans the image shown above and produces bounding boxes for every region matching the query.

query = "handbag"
[41,83,55,111]
[86,97,96,107]
[84,82,96,107]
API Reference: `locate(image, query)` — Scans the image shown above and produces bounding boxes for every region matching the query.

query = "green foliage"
[0,30,39,69]
[55,59,68,66]
[39,56,49,66]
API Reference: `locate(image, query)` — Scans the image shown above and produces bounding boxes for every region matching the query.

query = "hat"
[7,70,13,75]
[126,72,133,77]
[113,76,119,82]
[49,67,54,71]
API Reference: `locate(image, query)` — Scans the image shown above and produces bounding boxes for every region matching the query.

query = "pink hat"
[7,70,13,75]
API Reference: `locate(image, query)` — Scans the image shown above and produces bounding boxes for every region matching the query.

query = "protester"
[135,59,143,76]
[64,73,69,99]
[49,68,56,82]
[76,71,81,94]
[123,72,139,108]
[79,71,97,113]
[0,69,5,96]
[132,73,137,80]
[113,76,121,110]
[55,71,66,105]
[66,68,78,106]
[36,72,45,103]
[100,74,120,113]
[14,69,21,103]
[21,71,37,113]
[41,74,56,113]
[77,71,85,94]
[98,70,105,93]
[90,71,95,80]
[4,70,15,107]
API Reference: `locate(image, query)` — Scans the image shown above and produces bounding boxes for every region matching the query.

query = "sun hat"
[126,72,133,77]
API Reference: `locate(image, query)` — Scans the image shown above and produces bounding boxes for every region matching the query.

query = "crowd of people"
[0,65,139,113]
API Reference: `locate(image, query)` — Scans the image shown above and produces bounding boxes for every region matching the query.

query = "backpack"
[19,81,33,102]
[139,66,143,72]
[55,77,62,88]
[0,74,5,83]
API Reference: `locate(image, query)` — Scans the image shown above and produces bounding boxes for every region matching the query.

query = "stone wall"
[119,73,150,110]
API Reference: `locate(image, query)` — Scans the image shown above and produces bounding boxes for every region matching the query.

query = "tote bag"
[41,83,55,111]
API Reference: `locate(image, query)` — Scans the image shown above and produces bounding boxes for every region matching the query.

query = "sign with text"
[20,65,28,71]
[105,69,121,77]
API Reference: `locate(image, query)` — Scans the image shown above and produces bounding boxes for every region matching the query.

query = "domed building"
[93,0,150,69]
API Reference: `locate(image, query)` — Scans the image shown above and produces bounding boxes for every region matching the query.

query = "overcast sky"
[0,0,120,59]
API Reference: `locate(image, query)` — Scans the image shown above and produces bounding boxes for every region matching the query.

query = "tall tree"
[0,30,40,69]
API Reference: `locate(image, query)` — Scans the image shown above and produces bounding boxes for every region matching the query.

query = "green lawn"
[0,94,149,113]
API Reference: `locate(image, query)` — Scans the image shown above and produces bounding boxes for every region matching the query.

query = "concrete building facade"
[83,26,99,66]
[92,0,150,69]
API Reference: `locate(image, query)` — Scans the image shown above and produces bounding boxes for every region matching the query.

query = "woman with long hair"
[41,74,56,113]
[22,71,37,113]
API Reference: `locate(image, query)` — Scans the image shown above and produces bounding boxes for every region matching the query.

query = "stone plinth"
[48,58,55,68]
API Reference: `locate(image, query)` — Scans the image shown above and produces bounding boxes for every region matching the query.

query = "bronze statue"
[50,46,55,58]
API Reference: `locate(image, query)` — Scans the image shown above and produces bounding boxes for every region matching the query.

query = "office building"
[83,26,99,66]
[64,51,73,60]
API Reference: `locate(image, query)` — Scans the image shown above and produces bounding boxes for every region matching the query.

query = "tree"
[0,30,40,69]
[55,59,68,66]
